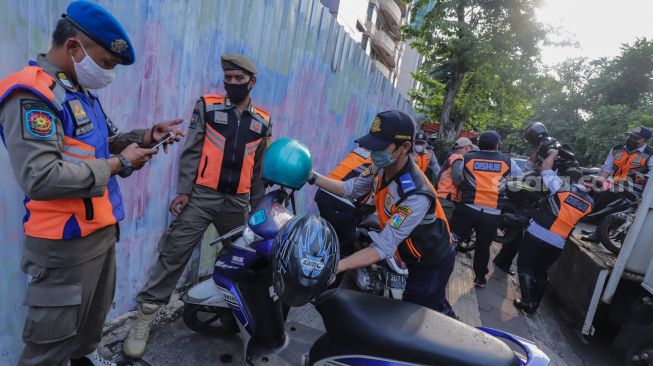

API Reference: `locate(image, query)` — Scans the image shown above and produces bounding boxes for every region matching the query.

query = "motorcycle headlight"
[242,226,263,245]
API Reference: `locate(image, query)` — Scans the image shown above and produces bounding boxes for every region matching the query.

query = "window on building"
[367,3,375,21]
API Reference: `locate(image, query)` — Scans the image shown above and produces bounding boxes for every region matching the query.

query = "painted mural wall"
[0,0,413,362]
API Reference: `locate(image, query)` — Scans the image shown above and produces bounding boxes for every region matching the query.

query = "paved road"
[100,243,622,365]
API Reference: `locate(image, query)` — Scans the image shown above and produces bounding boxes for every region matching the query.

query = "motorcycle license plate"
[386,273,407,289]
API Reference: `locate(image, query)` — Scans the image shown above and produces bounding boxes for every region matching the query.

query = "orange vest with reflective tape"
[327,147,372,181]
[612,144,653,182]
[373,160,452,268]
[436,153,463,202]
[195,94,270,194]
[0,66,122,239]
[533,185,593,239]
[461,151,511,210]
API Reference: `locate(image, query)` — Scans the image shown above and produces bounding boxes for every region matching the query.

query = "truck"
[549,179,653,365]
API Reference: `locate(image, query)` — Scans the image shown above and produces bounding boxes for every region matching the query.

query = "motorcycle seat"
[315,289,519,366]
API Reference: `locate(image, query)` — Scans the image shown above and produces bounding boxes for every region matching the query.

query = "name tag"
[213,112,228,124]
[473,161,502,172]
[564,195,590,212]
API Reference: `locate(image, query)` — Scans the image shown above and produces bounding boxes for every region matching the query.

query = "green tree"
[405,0,547,141]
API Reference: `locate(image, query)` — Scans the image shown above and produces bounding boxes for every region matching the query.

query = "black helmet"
[524,122,548,146]
[272,214,339,307]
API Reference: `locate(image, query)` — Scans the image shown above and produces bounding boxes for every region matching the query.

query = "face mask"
[625,136,640,151]
[414,145,425,154]
[71,42,115,90]
[371,149,397,168]
[224,83,251,104]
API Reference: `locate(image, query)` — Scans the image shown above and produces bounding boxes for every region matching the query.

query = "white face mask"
[414,144,426,154]
[71,42,116,90]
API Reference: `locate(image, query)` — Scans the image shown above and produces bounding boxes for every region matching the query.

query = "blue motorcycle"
[182,188,550,365]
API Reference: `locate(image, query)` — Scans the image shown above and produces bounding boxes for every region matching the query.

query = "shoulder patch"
[190,110,200,129]
[390,206,413,229]
[250,119,263,134]
[399,172,416,193]
[360,166,372,177]
[353,146,371,159]
[22,100,56,140]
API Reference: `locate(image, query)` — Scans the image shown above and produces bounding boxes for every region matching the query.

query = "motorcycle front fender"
[183,277,229,308]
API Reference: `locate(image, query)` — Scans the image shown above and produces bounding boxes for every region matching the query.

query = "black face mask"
[224,83,251,104]
[625,137,640,151]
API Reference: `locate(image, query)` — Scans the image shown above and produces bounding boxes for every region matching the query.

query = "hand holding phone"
[153,132,173,149]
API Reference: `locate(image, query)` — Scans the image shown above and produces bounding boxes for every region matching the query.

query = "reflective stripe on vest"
[195,94,269,194]
[533,190,592,239]
[0,65,121,239]
[612,147,650,182]
[436,153,463,202]
[328,147,372,181]
[461,152,510,209]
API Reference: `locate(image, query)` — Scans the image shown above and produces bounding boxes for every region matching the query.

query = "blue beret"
[63,1,135,65]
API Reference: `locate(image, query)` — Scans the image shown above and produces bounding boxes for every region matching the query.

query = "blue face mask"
[371,149,397,168]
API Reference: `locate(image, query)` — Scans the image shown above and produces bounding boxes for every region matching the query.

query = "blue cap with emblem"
[62,1,135,65]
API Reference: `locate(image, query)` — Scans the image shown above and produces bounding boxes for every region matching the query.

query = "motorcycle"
[595,174,647,254]
[495,175,549,244]
[353,210,408,299]
[181,188,550,365]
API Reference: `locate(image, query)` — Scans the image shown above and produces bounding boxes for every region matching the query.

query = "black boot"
[532,279,549,312]
[514,274,537,314]
[581,231,599,242]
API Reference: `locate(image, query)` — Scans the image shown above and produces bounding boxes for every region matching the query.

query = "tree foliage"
[404,0,548,141]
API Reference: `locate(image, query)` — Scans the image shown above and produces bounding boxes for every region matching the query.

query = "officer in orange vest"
[412,132,440,182]
[582,126,652,242]
[314,146,372,257]
[309,111,457,317]
[124,54,272,358]
[436,137,477,220]
[514,149,593,314]
[450,131,524,288]
[0,2,184,365]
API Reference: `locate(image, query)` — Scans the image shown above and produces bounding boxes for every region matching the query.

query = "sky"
[537,0,653,66]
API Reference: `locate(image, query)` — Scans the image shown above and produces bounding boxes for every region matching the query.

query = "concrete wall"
[0,0,413,362]
[396,44,422,99]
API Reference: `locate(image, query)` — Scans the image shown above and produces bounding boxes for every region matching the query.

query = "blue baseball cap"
[63,1,135,65]
[628,126,652,140]
[355,110,415,151]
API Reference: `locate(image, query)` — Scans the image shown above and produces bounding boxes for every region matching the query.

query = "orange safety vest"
[0,66,122,239]
[327,147,372,181]
[461,151,511,210]
[612,144,653,182]
[436,153,463,202]
[414,152,430,173]
[532,185,593,239]
[195,94,270,194]
[373,160,452,268]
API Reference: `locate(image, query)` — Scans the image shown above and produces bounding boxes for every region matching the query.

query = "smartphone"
[153,132,173,149]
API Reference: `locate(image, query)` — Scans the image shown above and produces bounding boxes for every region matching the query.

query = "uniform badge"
[214,111,228,124]
[67,99,93,135]
[190,110,200,129]
[250,119,263,134]
[360,167,372,177]
[56,72,74,89]
[371,117,381,132]
[389,212,407,228]
[25,109,55,139]
[384,192,394,212]
[111,39,129,53]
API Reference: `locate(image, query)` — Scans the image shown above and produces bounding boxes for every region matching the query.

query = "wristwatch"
[116,154,134,178]
[307,172,318,185]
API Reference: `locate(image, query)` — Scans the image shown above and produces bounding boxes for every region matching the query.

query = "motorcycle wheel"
[598,213,629,255]
[182,304,238,336]
[456,229,477,252]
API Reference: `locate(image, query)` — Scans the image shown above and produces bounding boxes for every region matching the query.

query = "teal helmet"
[263,138,313,189]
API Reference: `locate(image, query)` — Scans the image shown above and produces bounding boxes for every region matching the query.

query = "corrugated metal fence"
[0,0,413,361]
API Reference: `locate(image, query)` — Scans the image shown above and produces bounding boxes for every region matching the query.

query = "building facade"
[321,0,421,98]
